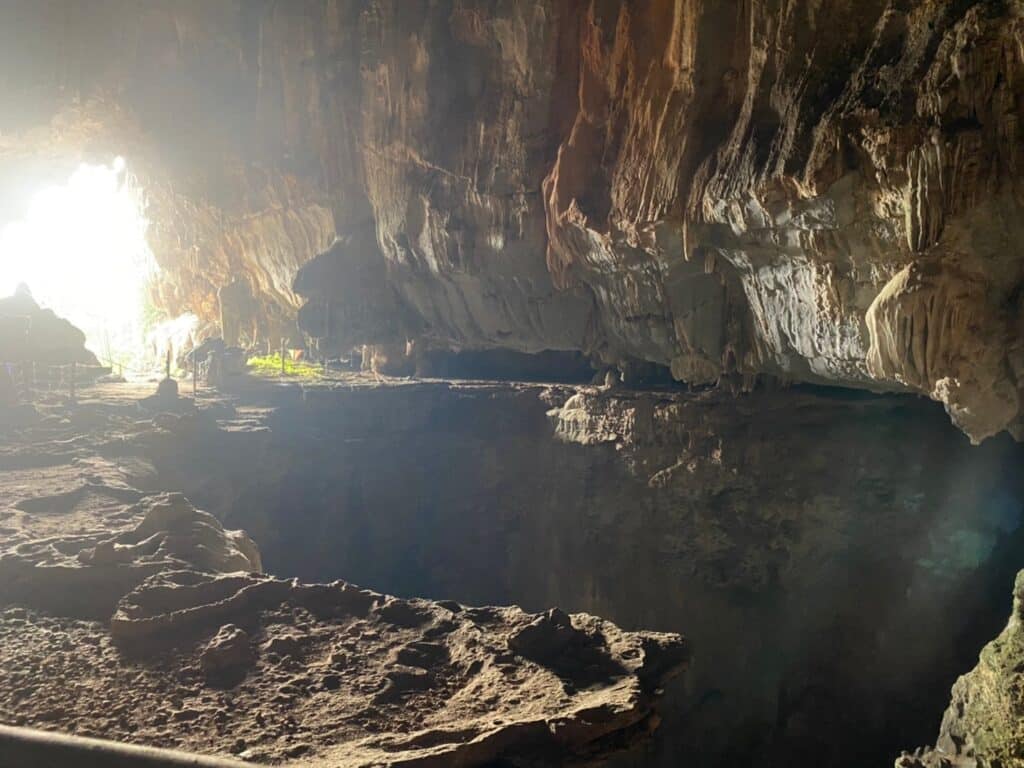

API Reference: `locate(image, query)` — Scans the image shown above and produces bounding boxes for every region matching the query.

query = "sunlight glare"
[0,159,158,369]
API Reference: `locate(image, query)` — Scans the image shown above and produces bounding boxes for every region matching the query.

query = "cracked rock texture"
[1,1,1023,439]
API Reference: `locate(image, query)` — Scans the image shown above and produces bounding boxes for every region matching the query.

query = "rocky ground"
[3,374,1023,767]
[0,381,686,766]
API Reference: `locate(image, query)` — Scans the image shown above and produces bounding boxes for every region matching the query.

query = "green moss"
[247,353,322,379]
[938,572,1024,766]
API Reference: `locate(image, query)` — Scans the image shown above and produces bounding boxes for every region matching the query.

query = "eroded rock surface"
[0,492,260,619]
[2,376,1023,765]
[105,569,685,765]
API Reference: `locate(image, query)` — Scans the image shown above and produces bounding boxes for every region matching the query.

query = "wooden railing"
[0,723,251,768]
[2,361,111,401]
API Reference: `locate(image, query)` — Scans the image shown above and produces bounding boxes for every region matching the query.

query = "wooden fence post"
[323,300,331,377]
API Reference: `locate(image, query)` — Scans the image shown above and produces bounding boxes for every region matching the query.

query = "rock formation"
[0,492,260,619]
[899,570,1024,768]
[108,569,686,765]
[0,289,97,366]
[0,1,1021,440]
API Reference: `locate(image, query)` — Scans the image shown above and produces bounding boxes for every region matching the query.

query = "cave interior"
[1,2,1024,767]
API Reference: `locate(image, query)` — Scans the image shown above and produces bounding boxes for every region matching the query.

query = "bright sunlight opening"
[0,158,159,370]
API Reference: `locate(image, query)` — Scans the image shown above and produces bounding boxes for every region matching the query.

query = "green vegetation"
[247,353,322,379]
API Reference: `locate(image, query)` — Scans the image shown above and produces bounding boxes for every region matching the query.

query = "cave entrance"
[0,157,161,372]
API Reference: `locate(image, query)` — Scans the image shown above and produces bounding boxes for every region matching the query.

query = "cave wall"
[140,381,1024,767]
[1,0,1022,438]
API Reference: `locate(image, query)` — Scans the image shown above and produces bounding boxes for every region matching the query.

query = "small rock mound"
[507,607,627,687]
[139,378,195,414]
[200,624,255,687]
[0,289,97,365]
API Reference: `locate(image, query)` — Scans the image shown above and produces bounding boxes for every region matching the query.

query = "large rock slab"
[105,570,686,765]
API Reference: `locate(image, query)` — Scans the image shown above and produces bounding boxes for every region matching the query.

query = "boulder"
[199,624,255,686]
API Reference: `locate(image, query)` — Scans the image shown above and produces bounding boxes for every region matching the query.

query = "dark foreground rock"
[898,571,1024,768]
[0,290,97,366]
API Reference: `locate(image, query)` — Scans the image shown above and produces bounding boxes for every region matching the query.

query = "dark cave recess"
[144,379,1024,767]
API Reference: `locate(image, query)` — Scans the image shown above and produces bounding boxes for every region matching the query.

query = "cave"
[1,2,1023,768]
[0,157,160,369]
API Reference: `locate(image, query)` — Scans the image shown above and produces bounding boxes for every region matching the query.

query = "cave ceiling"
[0,0,1022,442]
